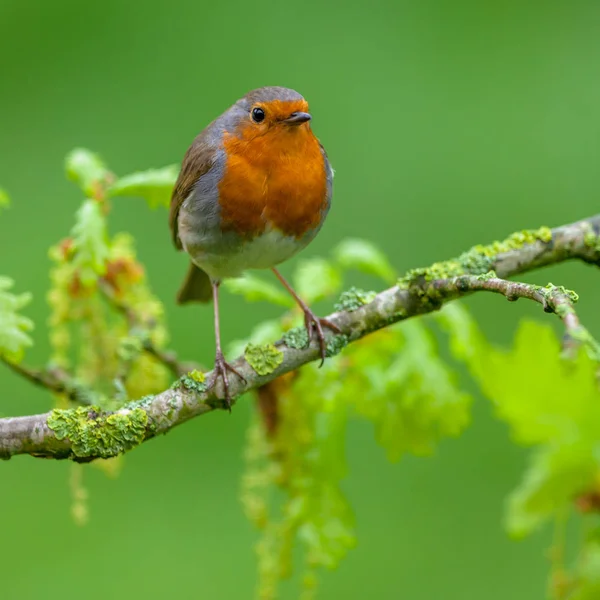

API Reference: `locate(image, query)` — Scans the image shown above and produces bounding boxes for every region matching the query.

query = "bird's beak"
[284,112,312,125]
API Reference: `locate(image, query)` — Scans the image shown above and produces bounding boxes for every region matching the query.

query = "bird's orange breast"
[218,123,328,239]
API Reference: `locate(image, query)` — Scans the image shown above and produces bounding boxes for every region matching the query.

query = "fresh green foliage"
[108,165,179,209]
[70,199,110,286]
[241,317,472,599]
[0,203,22,360]
[0,196,33,362]
[0,277,34,362]
[435,302,487,378]
[0,188,9,211]
[45,157,170,411]
[223,274,294,307]
[333,238,397,283]
[242,365,356,600]
[568,538,600,599]
[476,320,600,538]
[293,257,343,304]
[436,303,600,595]
[438,306,600,533]
[350,321,471,460]
[3,151,600,600]
[65,148,112,197]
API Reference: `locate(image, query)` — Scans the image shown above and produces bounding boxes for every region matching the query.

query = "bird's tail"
[176,262,213,304]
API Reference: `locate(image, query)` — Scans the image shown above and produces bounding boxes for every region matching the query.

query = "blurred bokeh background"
[1,1,600,598]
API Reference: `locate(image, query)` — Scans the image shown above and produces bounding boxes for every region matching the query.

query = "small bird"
[169,86,339,406]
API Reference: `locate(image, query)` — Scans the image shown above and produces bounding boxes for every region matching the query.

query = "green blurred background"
[1,0,600,598]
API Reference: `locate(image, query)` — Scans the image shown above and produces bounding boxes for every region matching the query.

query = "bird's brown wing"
[318,139,334,205]
[169,130,216,249]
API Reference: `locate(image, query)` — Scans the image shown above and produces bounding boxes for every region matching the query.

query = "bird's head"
[229,87,313,139]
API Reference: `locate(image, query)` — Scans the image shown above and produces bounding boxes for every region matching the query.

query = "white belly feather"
[180,224,305,281]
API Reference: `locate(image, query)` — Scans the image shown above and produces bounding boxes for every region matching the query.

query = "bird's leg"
[208,281,246,410]
[271,268,341,366]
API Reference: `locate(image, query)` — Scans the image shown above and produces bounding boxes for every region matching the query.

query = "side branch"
[430,275,596,357]
[98,280,202,377]
[2,214,600,461]
[0,358,97,405]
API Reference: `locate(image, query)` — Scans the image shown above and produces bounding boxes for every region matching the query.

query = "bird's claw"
[302,309,341,367]
[209,351,246,411]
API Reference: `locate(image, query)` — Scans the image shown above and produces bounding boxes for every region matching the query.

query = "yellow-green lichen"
[334,287,377,312]
[245,343,284,375]
[539,283,579,305]
[127,395,154,410]
[584,227,600,253]
[176,369,207,393]
[189,369,205,383]
[325,334,349,358]
[47,406,148,458]
[535,283,579,320]
[474,270,497,282]
[398,227,553,289]
[282,327,310,350]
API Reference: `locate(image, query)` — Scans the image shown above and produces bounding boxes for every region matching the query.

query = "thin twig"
[1,357,96,405]
[98,279,202,377]
[430,275,596,358]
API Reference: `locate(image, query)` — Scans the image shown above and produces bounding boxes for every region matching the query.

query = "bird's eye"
[251,107,265,123]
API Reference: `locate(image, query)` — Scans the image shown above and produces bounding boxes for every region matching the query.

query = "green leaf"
[479,320,600,446]
[350,321,471,461]
[380,321,471,459]
[107,165,179,209]
[471,319,600,537]
[265,362,357,592]
[568,540,600,600]
[71,199,110,286]
[293,258,342,304]
[0,188,9,212]
[0,276,34,362]
[65,148,111,197]
[333,238,396,283]
[441,308,600,539]
[507,443,596,538]
[223,274,293,307]
[435,302,487,379]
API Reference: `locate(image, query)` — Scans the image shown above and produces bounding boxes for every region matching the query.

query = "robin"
[169,86,339,406]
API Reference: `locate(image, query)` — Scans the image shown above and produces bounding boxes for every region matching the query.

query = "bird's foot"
[209,351,246,411]
[302,307,341,366]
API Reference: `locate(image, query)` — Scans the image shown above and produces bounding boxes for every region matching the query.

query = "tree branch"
[2,214,600,461]
[429,275,597,357]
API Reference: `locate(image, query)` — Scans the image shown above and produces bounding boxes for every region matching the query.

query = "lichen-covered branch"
[2,214,600,461]
[428,275,599,358]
